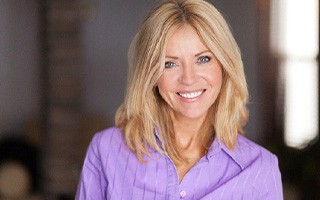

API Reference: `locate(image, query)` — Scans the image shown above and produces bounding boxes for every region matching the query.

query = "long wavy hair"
[115,0,248,163]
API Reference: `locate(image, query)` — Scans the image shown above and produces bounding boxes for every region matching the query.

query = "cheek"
[213,73,223,89]
[157,74,175,96]
[209,67,223,87]
[156,75,179,108]
[157,78,168,101]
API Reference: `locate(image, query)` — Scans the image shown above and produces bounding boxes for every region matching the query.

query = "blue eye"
[197,56,211,64]
[164,61,176,68]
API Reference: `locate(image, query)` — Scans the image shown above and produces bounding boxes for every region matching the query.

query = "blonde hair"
[115,0,248,162]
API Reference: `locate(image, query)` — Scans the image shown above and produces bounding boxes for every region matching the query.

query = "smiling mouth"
[177,90,206,99]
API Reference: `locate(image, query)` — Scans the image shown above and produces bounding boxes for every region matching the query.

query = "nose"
[179,63,197,86]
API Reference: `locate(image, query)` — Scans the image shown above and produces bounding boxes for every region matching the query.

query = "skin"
[157,24,223,181]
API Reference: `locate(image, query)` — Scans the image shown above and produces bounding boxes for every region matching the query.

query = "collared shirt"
[76,127,283,199]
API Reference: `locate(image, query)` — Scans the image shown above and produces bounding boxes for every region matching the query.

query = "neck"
[170,112,207,160]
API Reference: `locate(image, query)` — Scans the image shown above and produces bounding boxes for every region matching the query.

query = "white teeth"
[179,91,203,99]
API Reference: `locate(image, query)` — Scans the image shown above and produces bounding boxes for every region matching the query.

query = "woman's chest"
[101,150,258,200]
[102,152,174,199]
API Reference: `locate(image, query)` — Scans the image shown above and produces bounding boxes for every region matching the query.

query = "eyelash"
[164,61,176,68]
[197,56,211,64]
[164,56,211,68]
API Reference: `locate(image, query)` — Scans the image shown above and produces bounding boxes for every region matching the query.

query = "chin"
[180,111,208,120]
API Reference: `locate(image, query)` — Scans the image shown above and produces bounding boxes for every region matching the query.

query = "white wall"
[0,0,40,137]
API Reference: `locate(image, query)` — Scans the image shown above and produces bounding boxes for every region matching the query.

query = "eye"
[164,61,176,68]
[197,56,211,64]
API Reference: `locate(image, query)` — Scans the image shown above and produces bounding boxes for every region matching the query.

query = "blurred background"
[0,0,318,199]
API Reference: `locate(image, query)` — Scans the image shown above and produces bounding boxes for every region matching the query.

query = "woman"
[76,0,283,199]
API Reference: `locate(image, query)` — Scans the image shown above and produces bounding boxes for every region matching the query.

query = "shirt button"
[180,190,187,198]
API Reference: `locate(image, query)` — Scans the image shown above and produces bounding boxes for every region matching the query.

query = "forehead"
[165,24,209,55]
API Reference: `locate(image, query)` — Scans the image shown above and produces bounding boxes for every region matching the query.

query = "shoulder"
[77,127,127,199]
[237,135,277,159]
[93,127,124,143]
[89,127,126,155]
[217,135,283,198]
[234,136,283,198]
[236,135,278,167]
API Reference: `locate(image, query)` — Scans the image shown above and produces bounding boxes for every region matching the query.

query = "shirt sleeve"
[75,133,107,199]
[261,155,284,200]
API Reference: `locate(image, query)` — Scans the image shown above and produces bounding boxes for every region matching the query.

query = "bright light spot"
[272,0,319,148]
[284,60,319,148]
[280,0,319,58]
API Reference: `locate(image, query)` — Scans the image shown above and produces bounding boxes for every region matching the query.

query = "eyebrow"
[165,50,212,59]
[165,55,179,59]
[195,50,212,57]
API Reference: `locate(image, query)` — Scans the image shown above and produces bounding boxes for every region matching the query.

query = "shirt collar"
[146,128,164,153]
[154,128,161,140]
[206,136,247,170]
[153,128,247,170]
[154,128,165,149]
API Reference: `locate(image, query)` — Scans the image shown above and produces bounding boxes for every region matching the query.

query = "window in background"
[271,0,319,148]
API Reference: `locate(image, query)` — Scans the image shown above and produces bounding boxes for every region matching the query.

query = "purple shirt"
[76,127,283,199]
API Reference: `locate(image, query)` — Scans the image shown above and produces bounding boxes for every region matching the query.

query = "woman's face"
[157,24,223,122]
